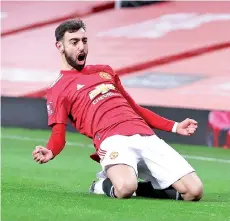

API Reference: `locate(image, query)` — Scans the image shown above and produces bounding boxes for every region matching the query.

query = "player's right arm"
[32,94,70,164]
[113,72,198,136]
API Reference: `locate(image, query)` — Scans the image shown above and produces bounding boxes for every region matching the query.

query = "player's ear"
[56,41,64,54]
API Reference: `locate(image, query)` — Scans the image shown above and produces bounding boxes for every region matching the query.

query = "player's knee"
[176,172,204,201]
[115,180,137,199]
[187,181,203,201]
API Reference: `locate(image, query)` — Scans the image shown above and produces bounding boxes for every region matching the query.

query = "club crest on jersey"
[99,72,112,80]
[109,152,119,160]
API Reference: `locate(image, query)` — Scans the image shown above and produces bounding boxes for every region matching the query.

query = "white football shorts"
[96,134,195,189]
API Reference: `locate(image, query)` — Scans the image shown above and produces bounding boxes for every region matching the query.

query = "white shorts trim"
[97,134,195,189]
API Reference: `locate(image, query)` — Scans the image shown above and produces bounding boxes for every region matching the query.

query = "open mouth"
[77,54,85,62]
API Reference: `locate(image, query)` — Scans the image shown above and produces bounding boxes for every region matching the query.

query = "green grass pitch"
[1,127,230,221]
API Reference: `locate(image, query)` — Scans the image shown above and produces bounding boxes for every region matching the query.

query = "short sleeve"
[46,94,70,126]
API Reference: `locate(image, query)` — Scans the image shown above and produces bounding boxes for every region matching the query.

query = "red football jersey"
[46,65,153,150]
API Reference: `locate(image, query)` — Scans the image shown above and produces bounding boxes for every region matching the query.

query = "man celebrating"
[32,19,203,201]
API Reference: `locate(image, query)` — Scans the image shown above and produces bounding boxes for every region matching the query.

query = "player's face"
[62,28,88,71]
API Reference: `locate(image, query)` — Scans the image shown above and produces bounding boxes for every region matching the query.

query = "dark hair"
[55,19,86,41]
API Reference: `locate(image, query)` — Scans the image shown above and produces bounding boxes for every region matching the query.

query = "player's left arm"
[114,74,198,136]
[32,92,70,164]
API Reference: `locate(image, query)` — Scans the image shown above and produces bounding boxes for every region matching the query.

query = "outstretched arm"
[115,75,176,132]
[115,75,198,135]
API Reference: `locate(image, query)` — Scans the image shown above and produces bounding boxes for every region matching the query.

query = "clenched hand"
[32,146,54,164]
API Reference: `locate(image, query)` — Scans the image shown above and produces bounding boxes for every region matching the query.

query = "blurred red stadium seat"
[208,111,230,148]
[1,1,114,36]
[121,49,230,110]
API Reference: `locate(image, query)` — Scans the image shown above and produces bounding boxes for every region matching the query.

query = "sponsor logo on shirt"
[89,83,117,104]
[89,84,115,100]
[92,92,116,105]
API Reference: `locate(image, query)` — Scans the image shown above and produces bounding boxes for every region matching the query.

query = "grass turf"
[1,127,230,221]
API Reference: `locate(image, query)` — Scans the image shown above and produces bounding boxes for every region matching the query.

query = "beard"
[64,51,86,71]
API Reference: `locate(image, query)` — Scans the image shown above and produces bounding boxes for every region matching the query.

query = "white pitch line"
[182,155,230,164]
[1,135,93,148]
[2,135,230,164]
